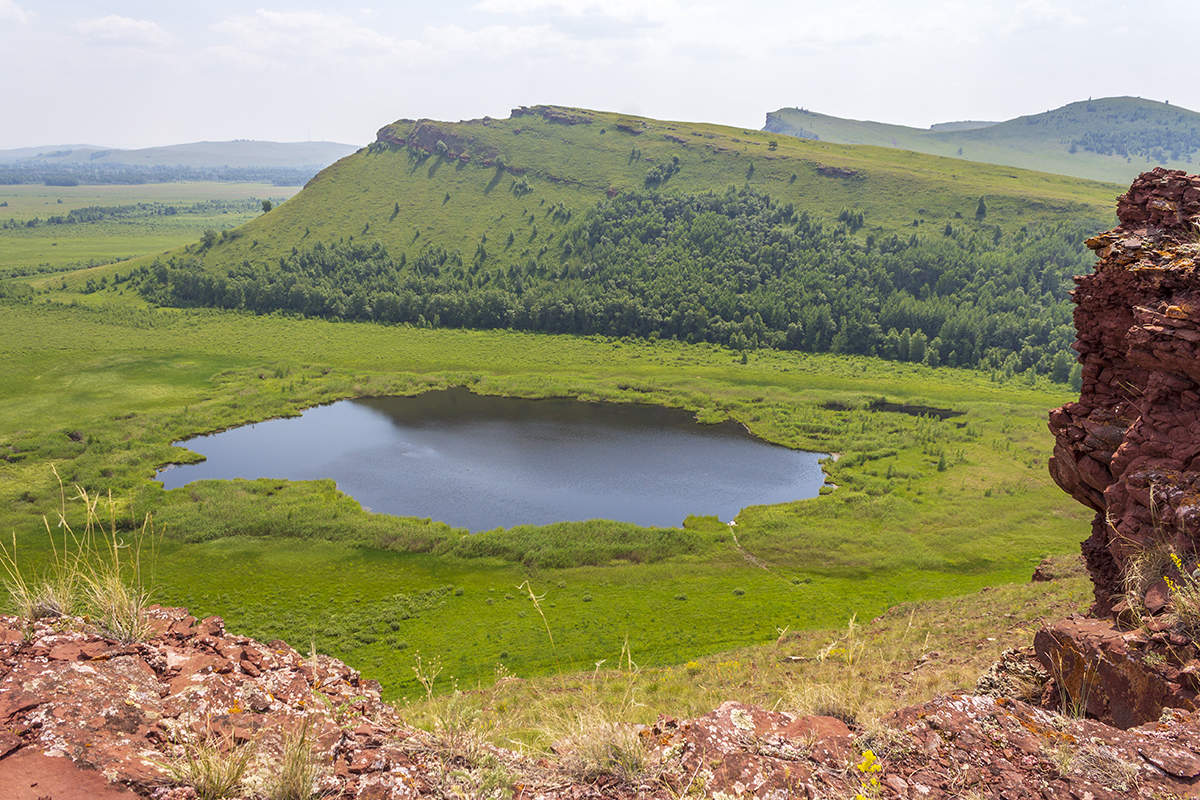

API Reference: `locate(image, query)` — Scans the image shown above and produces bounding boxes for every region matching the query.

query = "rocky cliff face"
[1049,167,1200,616]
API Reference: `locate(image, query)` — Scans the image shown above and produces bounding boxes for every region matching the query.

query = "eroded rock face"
[1049,167,1200,615]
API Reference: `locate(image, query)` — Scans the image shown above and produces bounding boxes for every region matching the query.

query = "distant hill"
[0,140,360,186]
[0,140,359,168]
[111,105,1122,379]
[765,97,1200,183]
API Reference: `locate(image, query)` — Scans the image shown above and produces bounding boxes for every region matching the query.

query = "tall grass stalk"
[265,717,326,800]
[0,466,155,641]
[162,727,255,800]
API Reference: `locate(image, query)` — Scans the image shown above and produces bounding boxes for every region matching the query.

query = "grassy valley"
[0,182,294,279]
[0,105,1106,704]
[0,299,1090,697]
[766,96,1200,184]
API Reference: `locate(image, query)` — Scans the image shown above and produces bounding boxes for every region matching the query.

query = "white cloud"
[211,9,583,69]
[0,0,30,24]
[76,15,171,47]
[474,0,676,21]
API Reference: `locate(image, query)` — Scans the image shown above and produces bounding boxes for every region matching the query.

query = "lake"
[157,389,827,530]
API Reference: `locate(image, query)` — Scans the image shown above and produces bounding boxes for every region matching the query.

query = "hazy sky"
[3,0,1195,149]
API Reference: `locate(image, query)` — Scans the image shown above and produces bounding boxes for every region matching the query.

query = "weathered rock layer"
[1049,167,1200,615]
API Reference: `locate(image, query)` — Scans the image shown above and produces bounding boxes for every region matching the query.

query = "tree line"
[131,187,1101,380]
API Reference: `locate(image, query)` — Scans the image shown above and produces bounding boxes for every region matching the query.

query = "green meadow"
[0,182,295,277]
[0,297,1090,698]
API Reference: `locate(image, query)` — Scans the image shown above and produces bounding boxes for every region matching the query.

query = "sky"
[2,0,1196,149]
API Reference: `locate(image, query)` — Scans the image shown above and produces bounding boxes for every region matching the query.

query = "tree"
[1050,351,1073,383]
[261,199,273,213]
[975,197,987,220]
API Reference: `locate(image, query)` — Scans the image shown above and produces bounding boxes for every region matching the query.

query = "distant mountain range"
[764,96,1200,183]
[0,140,359,169]
[0,140,360,186]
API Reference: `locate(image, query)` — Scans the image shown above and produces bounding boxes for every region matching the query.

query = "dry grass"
[161,728,256,800]
[550,709,655,785]
[1162,549,1200,640]
[1049,739,1141,793]
[263,718,327,800]
[0,467,155,641]
[1122,543,1175,627]
[402,565,1091,750]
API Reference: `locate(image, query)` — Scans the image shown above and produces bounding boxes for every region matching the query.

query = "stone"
[1034,615,1198,728]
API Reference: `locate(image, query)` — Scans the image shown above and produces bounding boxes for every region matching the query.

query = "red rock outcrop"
[6,607,1200,798]
[1049,167,1200,616]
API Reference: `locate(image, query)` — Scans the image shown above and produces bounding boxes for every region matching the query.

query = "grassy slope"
[0,182,296,276]
[109,105,1117,286]
[765,97,1200,184]
[0,298,1090,697]
[404,556,1091,748]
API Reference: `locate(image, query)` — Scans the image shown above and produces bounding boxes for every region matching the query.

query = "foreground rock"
[1048,167,1200,615]
[4,608,1200,798]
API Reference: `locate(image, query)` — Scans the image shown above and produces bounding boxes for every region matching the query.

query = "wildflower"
[856,749,882,773]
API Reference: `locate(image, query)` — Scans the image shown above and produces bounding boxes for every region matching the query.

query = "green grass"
[0,297,1091,698]
[0,182,295,277]
[765,96,1200,184]
[405,555,1092,749]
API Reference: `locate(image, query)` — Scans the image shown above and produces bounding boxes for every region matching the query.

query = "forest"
[129,187,1100,380]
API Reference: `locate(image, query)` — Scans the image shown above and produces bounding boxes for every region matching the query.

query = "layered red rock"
[1048,167,1200,615]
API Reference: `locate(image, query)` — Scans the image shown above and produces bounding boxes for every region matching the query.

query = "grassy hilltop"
[144,104,1115,266]
[765,96,1200,184]
[108,105,1119,377]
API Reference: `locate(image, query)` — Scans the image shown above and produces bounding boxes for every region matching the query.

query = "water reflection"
[158,389,826,530]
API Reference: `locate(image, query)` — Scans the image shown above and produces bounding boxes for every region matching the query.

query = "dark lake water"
[157,389,827,530]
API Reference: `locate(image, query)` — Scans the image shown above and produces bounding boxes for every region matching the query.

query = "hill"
[119,104,1118,377]
[765,96,1200,183]
[0,140,360,186]
[0,139,359,168]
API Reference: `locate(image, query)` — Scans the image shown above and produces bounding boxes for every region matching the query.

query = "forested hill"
[765,97,1200,184]
[115,105,1118,380]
